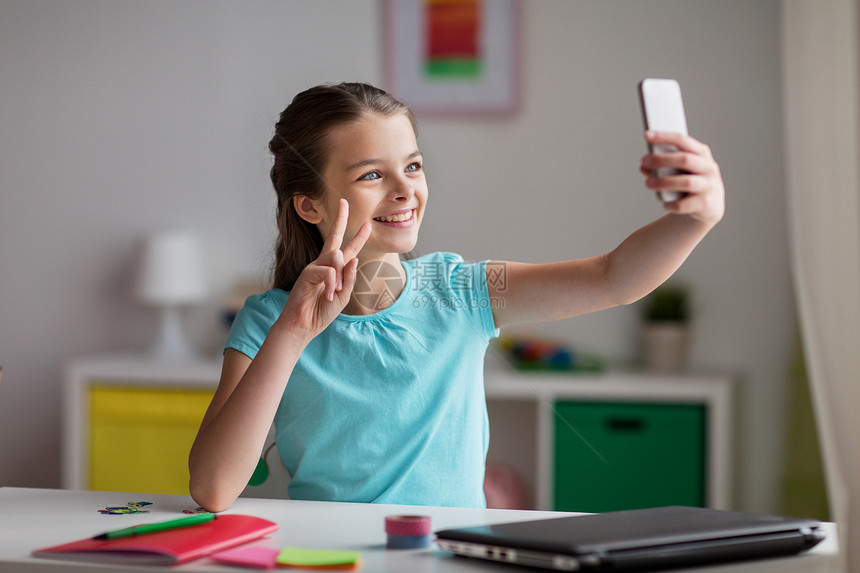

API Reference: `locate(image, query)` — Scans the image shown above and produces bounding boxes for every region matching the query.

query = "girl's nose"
[391,175,415,201]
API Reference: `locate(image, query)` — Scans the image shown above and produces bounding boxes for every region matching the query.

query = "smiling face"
[295,112,428,261]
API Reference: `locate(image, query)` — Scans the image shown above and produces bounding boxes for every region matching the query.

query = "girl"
[189,82,725,513]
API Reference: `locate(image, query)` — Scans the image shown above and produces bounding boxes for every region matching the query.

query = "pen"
[93,513,216,540]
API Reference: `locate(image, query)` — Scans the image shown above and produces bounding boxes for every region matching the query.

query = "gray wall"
[0,1,791,514]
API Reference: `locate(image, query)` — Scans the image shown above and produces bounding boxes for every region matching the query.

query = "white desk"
[0,488,839,572]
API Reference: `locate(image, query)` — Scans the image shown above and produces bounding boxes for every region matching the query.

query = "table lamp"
[137,230,206,361]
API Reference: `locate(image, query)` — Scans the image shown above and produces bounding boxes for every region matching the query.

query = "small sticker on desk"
[98,501,152,515]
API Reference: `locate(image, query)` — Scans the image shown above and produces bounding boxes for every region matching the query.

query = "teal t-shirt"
[225,252,500,507]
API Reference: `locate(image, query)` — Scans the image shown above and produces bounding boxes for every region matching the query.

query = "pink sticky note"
[211,546,280,570]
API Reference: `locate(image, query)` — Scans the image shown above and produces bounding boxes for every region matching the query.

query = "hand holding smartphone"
[638,78,688,203]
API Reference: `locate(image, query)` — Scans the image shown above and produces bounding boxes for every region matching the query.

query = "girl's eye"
[406,161,422,173]
[358,170,381,181]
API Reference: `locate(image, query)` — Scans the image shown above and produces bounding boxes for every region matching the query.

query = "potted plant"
[639,284,690,373]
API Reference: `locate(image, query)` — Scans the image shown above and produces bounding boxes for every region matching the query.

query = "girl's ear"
[293,195,323,224]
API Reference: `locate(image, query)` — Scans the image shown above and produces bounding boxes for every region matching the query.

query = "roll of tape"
[385,515,432,537]
[386,534,433,549]
[385,515,433,549]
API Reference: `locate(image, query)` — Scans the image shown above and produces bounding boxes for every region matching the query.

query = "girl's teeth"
[375,210,412,222]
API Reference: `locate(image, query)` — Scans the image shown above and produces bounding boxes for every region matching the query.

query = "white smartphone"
[638,78,688,203]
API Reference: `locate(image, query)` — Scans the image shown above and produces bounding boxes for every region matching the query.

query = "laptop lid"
[434,506,824,571]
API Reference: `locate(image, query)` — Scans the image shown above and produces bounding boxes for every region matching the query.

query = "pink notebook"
[33,514,278,565]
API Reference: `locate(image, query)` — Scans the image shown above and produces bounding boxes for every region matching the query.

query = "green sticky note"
[276,547,362,568]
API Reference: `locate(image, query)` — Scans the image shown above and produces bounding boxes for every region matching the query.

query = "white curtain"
[782,0,860,571]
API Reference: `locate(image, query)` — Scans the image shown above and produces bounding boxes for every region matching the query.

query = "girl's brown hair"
[269,82,416,291]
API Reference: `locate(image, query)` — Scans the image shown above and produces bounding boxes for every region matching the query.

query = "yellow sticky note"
[276,547,362,569]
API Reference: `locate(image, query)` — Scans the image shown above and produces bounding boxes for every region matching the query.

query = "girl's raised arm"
[188,199,370,512]
[490,131,724,329]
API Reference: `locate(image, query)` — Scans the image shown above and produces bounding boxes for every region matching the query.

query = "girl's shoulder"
[403,252,490,295]
[404,251,465,267]
[225,288,289,358]
[240,288,289,318]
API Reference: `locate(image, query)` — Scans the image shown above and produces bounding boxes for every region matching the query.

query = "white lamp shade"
[137,230,206,306]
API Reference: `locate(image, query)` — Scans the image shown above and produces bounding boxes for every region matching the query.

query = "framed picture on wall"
[384,0,521,115]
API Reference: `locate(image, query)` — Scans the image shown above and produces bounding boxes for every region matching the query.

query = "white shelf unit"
[483,363,734,511]
[63,353,732,512]
[62,354,221,491]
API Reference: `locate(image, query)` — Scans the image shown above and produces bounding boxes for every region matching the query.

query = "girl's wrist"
[269,316,316,350]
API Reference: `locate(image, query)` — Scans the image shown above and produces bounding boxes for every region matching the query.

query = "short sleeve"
[447,255,501,342]
[224,291,285,359]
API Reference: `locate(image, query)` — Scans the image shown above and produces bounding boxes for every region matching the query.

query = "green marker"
[94,513,215,540]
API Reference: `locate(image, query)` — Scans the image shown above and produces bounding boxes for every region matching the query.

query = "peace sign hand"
[277,199,372,341]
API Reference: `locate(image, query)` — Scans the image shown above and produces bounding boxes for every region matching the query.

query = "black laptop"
[434,506,825,571]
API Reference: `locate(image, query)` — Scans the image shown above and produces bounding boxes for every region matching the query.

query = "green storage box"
[553,401,706,512]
